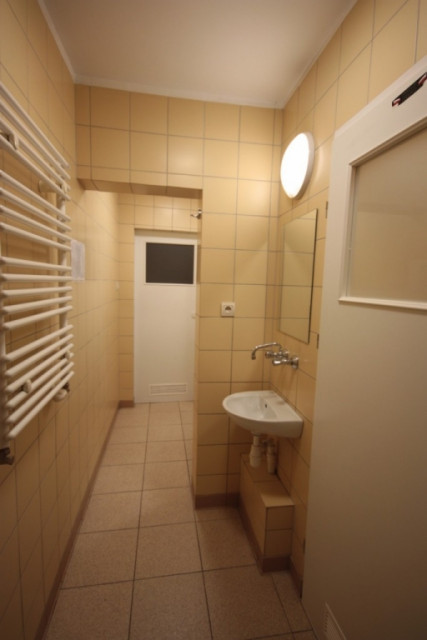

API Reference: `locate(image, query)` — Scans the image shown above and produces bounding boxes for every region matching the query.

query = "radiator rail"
[0,82,74,465]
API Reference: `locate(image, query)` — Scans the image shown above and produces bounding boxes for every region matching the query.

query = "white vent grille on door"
[323,604,346,640]
[149,383,187,396]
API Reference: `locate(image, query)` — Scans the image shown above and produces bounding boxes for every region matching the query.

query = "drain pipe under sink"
[249,435,277,473]
[249,434,263,467]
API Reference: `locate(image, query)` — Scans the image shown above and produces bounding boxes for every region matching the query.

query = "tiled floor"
[44,402,316,640]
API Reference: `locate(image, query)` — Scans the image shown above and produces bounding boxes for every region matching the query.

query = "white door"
[134,231,197,403]
[303,58,427,640]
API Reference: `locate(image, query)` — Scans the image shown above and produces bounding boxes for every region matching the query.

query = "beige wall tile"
[204,139,239,177]
[0,587,23,640]
[131,93,168,133]
[199,283,234,316]
[202,212,236,249]
[198,350,232,382]
[265,529,292,556]
[197,444,228,475]
[0,471,17,550]
[418,0,427,59]
[169,98,204,137]
[18,492,41,571]
[195,473,227,496]
[75,85,90,125]
[298,66,317,123]
[240,106,275,144]
[199,317,233,350]
[340,0,375,71]
[1,1,28,95]
[238,143,273,181]
[198,414,229,445]
[200,248,235,283]
[197,382,231,413]
[205,102,240,140]
[0,531,20,621]
[295,371,316,423]
[131,132,167,172]
[369,0,418,100]
[16,442,39,517]
[76,125,91,166]
[316,30,341,100]
[235,250,268,284]
[234,284,266,318]
[231,351,263,383]
[91,128,130,170]
[336,46,371,129]
[90,87,129,129]
[236,180,272,216]
[374,0,408,33]
[232,318,266,350]
[313,84,337,145]
[168,136,203,175]
[202,177,238,213]
[28,50,49,123]
[236,216,269,251]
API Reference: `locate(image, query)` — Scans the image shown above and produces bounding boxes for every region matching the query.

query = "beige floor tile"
[43,401,314,640]
[148,411,181,427]
[145,440,186,462]
[45,582,133,640]
[204,565,290,640]
[196,516,255,570]
[150,402,180,413]
[184,439,192,460]
[63,529,138,587]
[147,422,183,440]
[109,425,148,443]
[101,442,146,466]
[114,406,149,427]
[130,573,211,640]
[182,421,193,440]
[179,401,193,412]
[144,460,189,490]
[135,522,201,578]
[272,571,312,632]
[255,635,293,640]
[195,506,240,522]
[92,464,144,494]
[80,492,141,532]
[140,486,194,526]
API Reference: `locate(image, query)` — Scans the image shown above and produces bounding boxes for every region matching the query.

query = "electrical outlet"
[221,302,235,317]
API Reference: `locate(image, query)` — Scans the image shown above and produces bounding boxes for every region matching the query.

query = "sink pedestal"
[239,454,294,573]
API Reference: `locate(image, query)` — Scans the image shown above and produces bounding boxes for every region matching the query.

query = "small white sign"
[71,239,85,280]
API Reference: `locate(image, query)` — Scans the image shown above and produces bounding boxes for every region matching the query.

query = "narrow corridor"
[43,402,315,640]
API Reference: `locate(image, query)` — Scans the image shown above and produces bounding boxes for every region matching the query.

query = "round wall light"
[280,132,314,199]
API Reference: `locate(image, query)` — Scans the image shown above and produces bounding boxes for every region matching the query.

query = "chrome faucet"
[251,342,299,369]
[251,342,282,360]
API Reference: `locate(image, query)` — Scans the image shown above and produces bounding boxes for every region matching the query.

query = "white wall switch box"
[221,302,235,317]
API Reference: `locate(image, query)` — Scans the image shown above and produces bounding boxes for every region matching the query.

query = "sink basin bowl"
[222,390,303,438]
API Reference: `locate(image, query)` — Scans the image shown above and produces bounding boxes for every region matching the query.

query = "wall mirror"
[279,209,317,343]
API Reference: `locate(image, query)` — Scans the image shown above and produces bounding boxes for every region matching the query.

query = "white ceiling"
[39,0,356,108]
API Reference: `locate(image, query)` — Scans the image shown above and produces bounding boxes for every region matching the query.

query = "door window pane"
[146,243,194,284]
[346,125,427,306]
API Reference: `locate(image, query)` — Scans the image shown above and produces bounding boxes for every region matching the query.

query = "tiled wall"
[73,0,427,589]
[0,0,120,638]
[1,0,426,637]
[74,87,283,509]
[271,0,427,586]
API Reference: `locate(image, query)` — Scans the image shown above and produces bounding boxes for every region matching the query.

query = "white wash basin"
[222,390,303,437]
